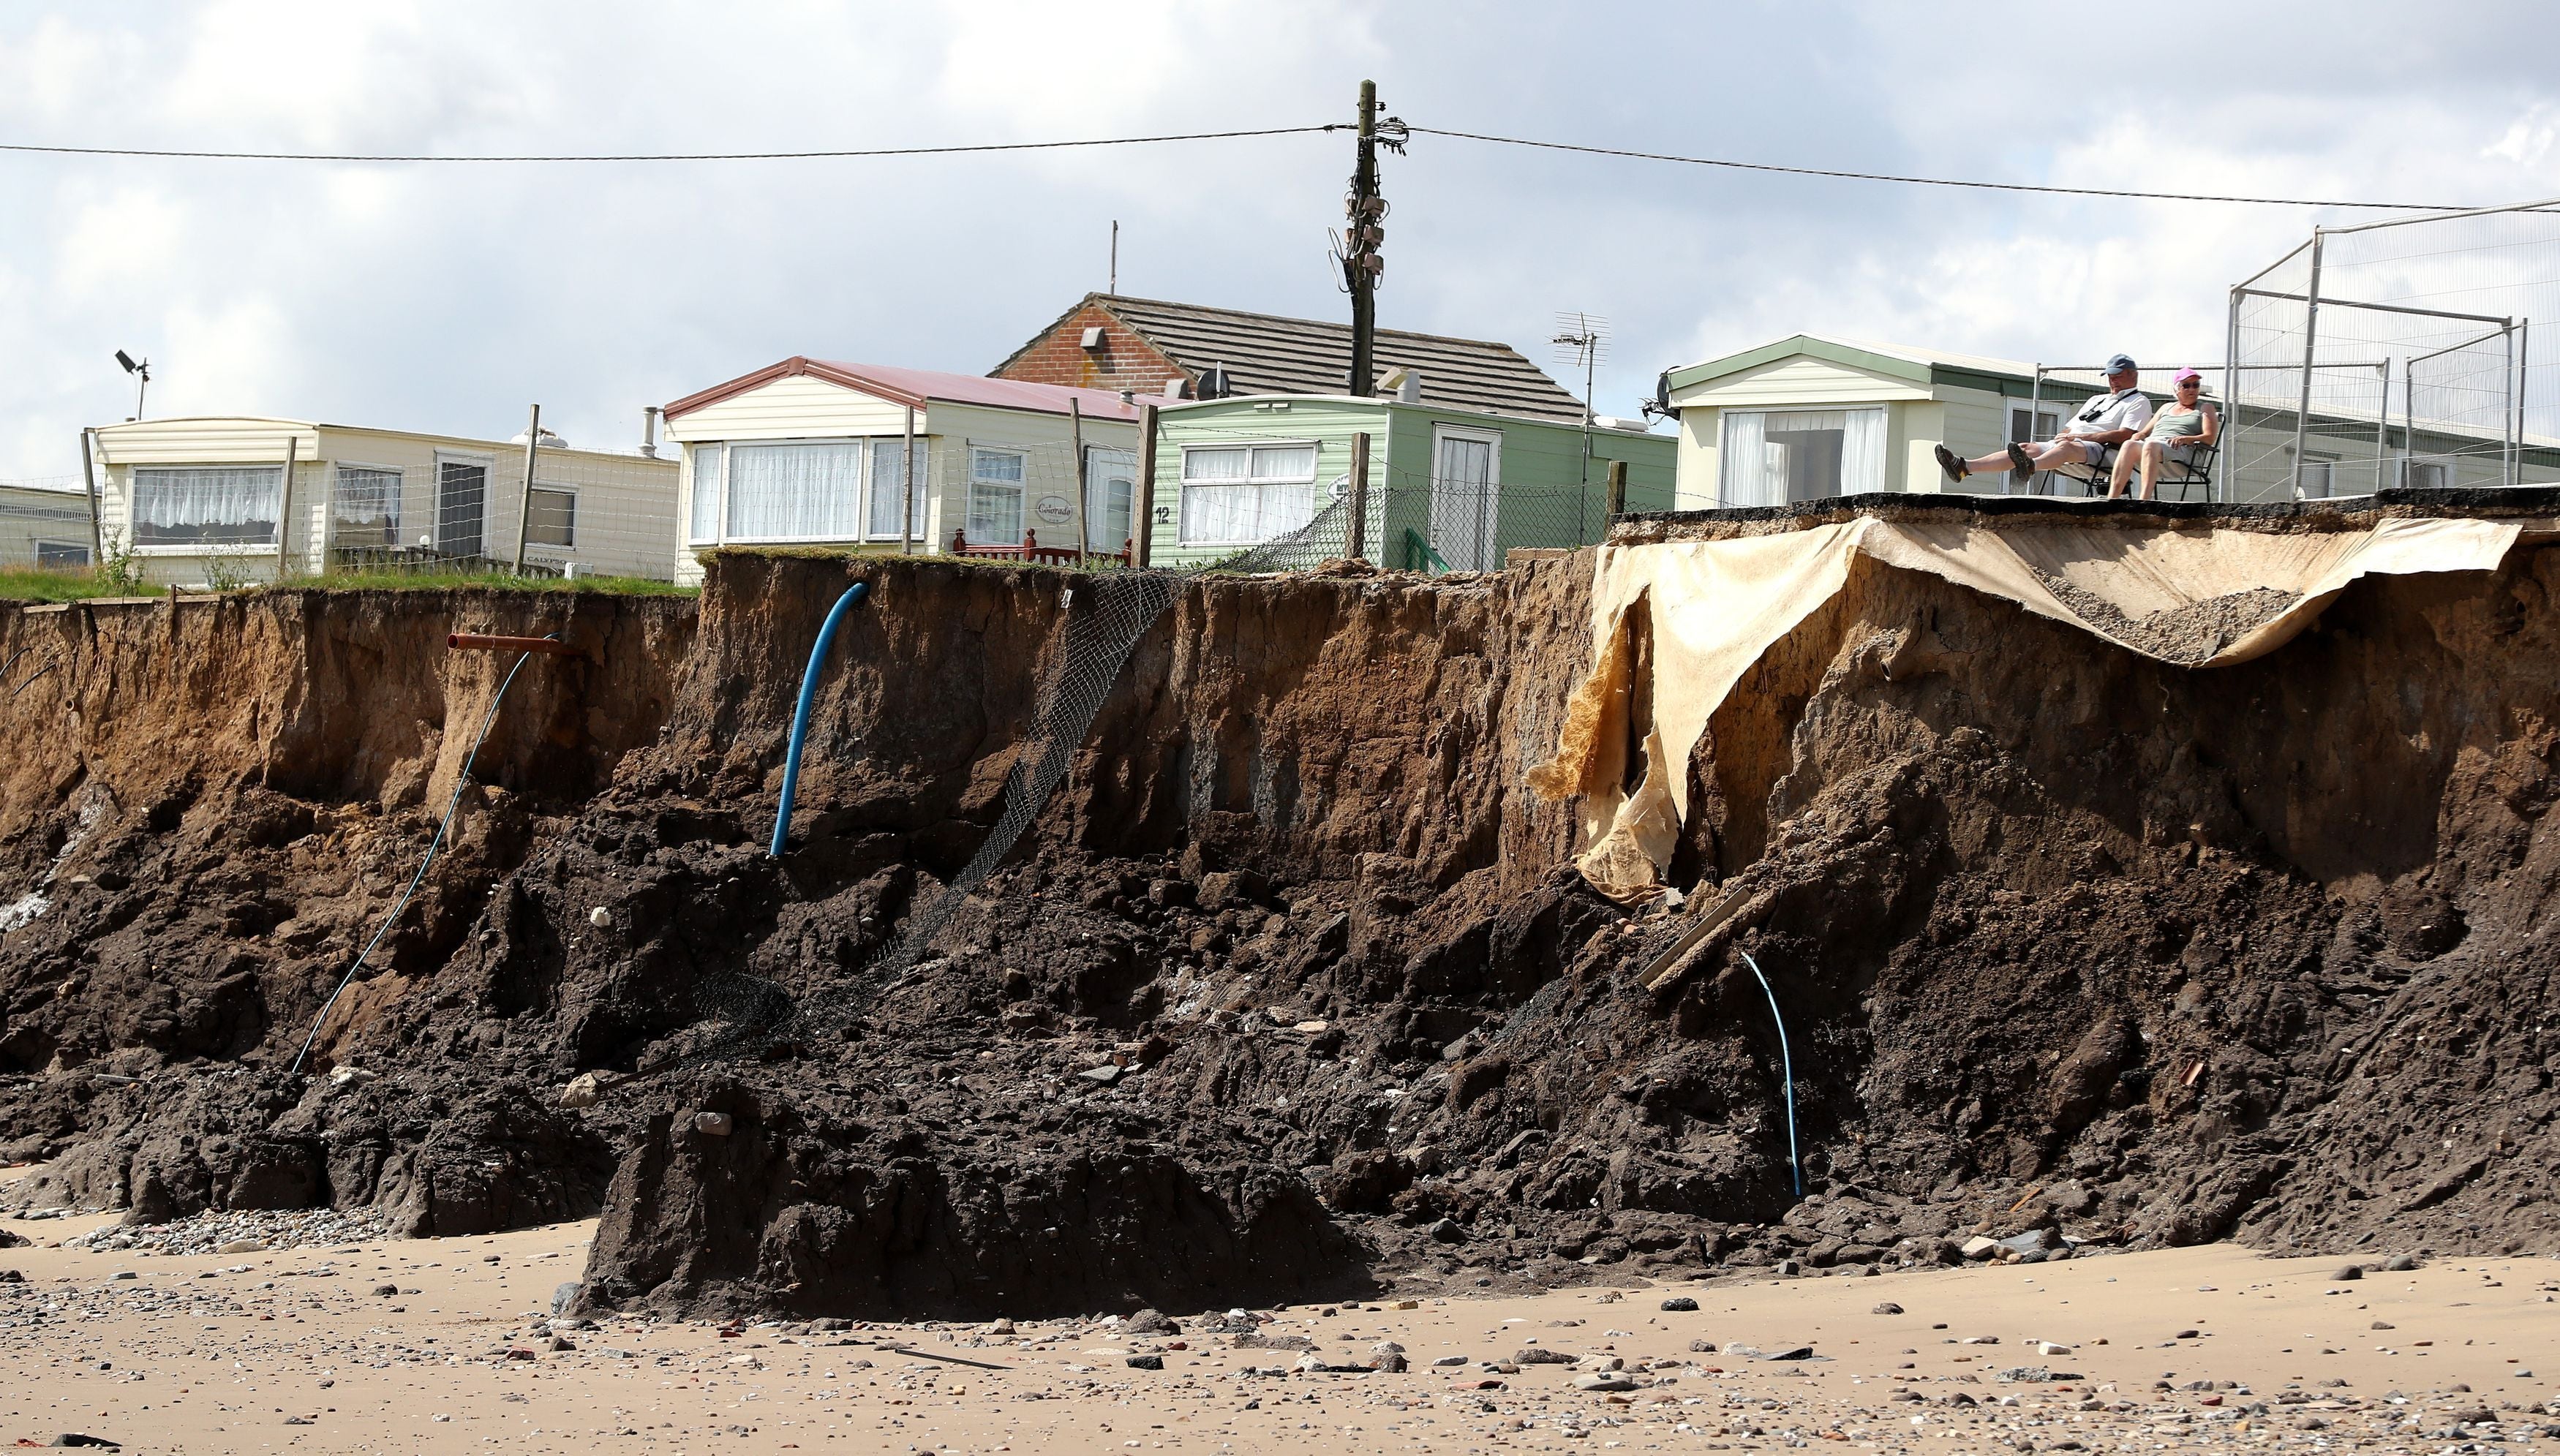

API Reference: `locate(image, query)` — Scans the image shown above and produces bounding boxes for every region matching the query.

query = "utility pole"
[1343,80,1393,396]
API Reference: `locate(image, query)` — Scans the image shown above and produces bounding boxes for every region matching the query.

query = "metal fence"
[0,479,95,571]
[2223,199,2560,502]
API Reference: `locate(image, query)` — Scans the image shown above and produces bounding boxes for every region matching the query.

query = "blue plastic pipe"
[769,581,870,859]
[1739,950,1803,1198]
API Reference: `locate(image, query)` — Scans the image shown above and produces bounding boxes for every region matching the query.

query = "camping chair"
[2041,438,2219,502]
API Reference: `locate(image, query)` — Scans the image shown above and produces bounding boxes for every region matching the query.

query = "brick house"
[993,293,1589,423]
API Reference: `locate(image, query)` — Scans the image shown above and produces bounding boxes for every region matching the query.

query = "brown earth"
[4,507,2559,1324]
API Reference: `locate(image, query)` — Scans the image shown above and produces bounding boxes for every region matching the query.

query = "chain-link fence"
[0,479,96,572]
[2224,200,2560,502]
[317,447,680,582]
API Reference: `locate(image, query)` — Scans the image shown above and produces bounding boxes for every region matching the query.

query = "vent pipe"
[641,406,663,458]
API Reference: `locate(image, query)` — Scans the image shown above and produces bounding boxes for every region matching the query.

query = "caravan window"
[726,441,865,541]
[967,446,1028,543]
[1178,443,1317,546]
[688,444,723,544]
[1717,408,1886,506]
[131,466,282,546]
[332,466,402,547]
[525,488,576,548]
[867,438,927,540]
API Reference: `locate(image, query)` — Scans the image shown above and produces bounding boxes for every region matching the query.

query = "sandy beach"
[4,1196,2555,1455]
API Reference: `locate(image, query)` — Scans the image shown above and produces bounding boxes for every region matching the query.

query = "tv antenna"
[1551,312,1608,427]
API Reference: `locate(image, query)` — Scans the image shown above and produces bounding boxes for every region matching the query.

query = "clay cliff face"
[4,517,2559,1319]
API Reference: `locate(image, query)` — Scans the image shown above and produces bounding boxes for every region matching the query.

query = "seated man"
[1935,355,2154,487]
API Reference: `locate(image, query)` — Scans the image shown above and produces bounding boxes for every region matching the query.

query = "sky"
[4,0,2560,480]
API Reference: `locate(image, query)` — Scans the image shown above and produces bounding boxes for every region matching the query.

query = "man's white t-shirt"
[2070,389,2155,440]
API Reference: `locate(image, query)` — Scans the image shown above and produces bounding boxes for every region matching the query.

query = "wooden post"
[899,404,917,555]
[1134,403,1159,568]
[1347,430,1371,561]
[78,428,102,565]
[1605,458,1627,519]
[272,433,300,580]
[511,404,540,573]
[1067,398,1089,566]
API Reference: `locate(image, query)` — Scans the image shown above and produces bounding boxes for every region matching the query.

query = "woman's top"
[2147,404,2207,442]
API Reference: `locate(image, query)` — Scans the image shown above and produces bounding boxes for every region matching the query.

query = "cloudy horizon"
[4,1,2559,481]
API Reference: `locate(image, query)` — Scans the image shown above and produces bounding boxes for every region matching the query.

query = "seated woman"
[2109,369,2216,499]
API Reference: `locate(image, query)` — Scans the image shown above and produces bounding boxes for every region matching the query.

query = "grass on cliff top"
[0,565,696,603]
[0,567,136,603]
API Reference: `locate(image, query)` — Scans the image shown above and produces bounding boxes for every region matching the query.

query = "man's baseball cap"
[2103,353,2138,374]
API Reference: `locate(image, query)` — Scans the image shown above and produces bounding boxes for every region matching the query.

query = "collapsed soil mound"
[6,515,2560,1320]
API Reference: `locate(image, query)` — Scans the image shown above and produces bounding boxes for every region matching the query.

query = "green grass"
[272,568,698,597]
[0,567,147,603]
[0,565,696,603]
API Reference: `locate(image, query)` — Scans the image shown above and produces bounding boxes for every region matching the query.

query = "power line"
[0,124,1342,164]
[1407,126,2478,212]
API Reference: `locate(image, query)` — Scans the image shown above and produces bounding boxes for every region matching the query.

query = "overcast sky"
[4,1,2559,480]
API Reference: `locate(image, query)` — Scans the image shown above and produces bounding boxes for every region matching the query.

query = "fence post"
[1068,398,1088,565]
[2517,320,2531,489]
[1347,430,1371,560]
[273,433,299,581]
[512,404,540,573]
[2221,288,2242,504]
[2374,361,2390,495]
[78,427,102,565]
[1605,458,1627,521]
[900,404,916,555]
[2289,231,2325,499]
[1134,403,1159,568]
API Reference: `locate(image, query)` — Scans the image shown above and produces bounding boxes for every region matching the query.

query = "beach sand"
[3,1198,2555,1454]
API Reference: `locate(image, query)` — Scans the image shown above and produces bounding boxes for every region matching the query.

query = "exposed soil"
[5,510,2560,1323]
[2029,572,2300,663]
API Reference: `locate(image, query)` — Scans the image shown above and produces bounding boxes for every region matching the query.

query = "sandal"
[2006,442,2036,478]
[1934,443,1966,482]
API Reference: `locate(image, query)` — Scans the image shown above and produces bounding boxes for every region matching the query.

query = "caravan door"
[1428,426,1501,570]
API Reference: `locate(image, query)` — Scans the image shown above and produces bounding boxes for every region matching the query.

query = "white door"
[1083,445,1136,554]
[1428,427,1500,570]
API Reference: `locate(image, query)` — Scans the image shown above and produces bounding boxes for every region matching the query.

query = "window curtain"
[1085,445,1136,552]
[967,448,1025,543]
[131,467,281,546]
[1840,407,1886,494]
[726,442,864,540]
[867,438,925,540]
[1717,411,1777,508]
[332,467,400,546]
[688,445,723,543]
[1178,445,1317,546]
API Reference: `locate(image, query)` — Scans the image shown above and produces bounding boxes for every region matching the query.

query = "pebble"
[59,1207,391,1257]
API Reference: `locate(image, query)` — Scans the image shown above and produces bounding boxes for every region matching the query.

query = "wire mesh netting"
[2225,203,2560,501]
[0,478,97,570]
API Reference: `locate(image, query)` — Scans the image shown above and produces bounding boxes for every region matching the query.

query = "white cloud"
[1,1,2557,475]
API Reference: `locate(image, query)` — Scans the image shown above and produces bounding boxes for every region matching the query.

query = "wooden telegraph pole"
[1344,80,1392,396]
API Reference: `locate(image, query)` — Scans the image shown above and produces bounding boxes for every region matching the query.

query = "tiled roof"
[1000,294,1590,424]
[665,357,1140,423]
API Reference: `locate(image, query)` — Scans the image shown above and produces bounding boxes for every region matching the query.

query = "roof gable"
[666,356,1137,423]
[998,293,1591,424]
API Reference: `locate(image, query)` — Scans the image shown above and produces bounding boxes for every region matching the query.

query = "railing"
[946,529,1133,569]
[330,545,563,578]
[1402,527,1451,574]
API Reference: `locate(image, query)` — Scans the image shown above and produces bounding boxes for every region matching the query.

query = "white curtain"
[1179,444,1317,546]
[867,438,926,540]
[967,448,1025,543]
[332,467,400,546]
[688,445,722,543]
[1085,445,1136,552]
[1840,407,1886,494]
[132,467,280,545]
[726,442,864,540]
[1718,411,1776,507]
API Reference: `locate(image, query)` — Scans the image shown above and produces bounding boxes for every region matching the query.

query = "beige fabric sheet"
[1533,516,2521,899]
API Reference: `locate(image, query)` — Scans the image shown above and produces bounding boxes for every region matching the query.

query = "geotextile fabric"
[1531,516,2521,899]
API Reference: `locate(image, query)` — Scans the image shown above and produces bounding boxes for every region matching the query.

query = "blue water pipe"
[1738,950,1803,1198]
[769,581,870,859]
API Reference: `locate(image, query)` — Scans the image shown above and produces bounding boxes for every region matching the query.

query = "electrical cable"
[1738,950,1803,1198]
[0,125,1341,165]
[287,636,550,1077]
[1406,126,2480,213]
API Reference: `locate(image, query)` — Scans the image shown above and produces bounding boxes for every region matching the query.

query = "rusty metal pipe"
[448,633,583,656]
